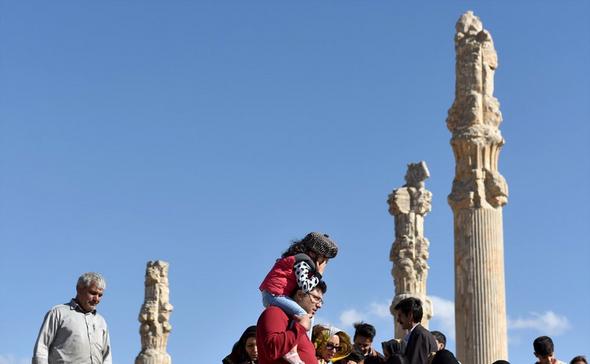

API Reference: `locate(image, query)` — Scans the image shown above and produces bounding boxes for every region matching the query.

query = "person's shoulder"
[259,305,287,321]
[48,302,72,313]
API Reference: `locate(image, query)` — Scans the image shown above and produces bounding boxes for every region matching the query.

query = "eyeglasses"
[325,343,341,351]
[307,292,324,305]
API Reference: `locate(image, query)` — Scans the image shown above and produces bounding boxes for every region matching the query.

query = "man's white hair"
[77,272,106,290]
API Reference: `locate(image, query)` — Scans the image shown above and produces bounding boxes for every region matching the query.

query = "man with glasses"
[257,280,327,364]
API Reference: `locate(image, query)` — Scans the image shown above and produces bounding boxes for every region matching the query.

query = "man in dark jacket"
[393,297,437,364]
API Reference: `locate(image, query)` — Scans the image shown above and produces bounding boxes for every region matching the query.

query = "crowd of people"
[27,232,586,364]
[222,231,587,364]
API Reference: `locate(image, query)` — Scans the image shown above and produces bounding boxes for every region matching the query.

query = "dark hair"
[281,232,338,259]
[533,336,554,357]
[382,339,403,356]
[431,349,459,364]
[291,280,327,299]
[430,331,446,348]
[353,322,376,340]
[281,239,308,258]
[315,280,327,294]
[571,356,588,364]
[223,325,257,364]
[393,297,423,323]
[334,348,365,364]
[492,361,510,364]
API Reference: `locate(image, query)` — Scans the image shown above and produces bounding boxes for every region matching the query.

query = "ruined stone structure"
[447,11,509,364]
[136,260,174,364]
[388,161,433,339]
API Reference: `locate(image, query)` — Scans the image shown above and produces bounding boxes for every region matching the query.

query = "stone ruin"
[388,161,433,339]
[386,11,509,363]
[136,260,174,364]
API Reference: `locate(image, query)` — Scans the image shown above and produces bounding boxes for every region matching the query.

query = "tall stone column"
[388,161,433,339]
[447,11,509,364]
[136,260,174,364]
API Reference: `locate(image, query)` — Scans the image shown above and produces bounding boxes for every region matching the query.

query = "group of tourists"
[27,232,585,364]
[222,231,587,364]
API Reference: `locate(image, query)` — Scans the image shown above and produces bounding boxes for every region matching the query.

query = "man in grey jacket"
[32,272,112,364]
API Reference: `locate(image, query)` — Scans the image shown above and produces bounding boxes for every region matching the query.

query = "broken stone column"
[136,260,174,364]
[447,11,509,364]
[388,161,433,339]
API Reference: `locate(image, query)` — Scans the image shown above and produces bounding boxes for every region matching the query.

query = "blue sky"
[1,1,589,364]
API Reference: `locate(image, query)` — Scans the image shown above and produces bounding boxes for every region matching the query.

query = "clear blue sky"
[1,1,589,364]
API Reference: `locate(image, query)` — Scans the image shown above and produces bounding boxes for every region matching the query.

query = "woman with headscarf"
[312,324,353,364]
[222,325,258,364]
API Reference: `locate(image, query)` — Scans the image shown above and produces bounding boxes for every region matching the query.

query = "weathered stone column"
[447,11,509,364]
[388,161,433,339]
[136,260,174,364]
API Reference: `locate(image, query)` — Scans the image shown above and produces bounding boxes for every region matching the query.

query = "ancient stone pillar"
[136,260,174,364]
[388,161,433,339]
[447,11,509,364]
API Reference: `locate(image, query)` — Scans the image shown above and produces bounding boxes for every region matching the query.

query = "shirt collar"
[68,298,96,315]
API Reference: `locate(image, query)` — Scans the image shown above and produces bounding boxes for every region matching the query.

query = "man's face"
[354,335,373,355]
[534,354,552,364]
[295,288,323,315]
[76,282,104,312]
[395,310,413,331]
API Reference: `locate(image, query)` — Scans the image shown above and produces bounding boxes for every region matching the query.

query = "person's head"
[292,280,327,316]
[381,339,403,358]
[282,232,338,262]
[430,331,446,351]
[393,297,423,330]
[75,272,106,313]
[312,325,353,362]
[430,349,459,364]
[334,348,365,364]
[353,322,376,355]
[227,325,258,363]
[492,360,510,364]
[571,356,588,364]
[533,336,556,363]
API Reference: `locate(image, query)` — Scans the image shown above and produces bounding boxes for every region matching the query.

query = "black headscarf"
[222,325,258,364]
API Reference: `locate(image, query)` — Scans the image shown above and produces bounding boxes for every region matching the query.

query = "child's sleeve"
[293,258,321,293]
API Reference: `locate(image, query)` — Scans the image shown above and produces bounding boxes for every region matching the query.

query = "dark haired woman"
[222,325,258,364]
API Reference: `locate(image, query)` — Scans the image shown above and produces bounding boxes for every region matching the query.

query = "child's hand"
[295,314,311,331]
[316,259,328,274]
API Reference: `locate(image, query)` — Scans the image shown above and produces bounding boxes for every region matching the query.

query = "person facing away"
[427,331,460,364]
[223,325,258,364]
[353,322,384,363]
[570,356,588,364]
[429,331,446,352]
[393,297,437,364]
[32,272,112,364]
[256,280,327,364]
[259,232,338,364]
[533,336,566,364]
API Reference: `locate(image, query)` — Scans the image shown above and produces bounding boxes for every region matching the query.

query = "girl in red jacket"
[259,232,338,363]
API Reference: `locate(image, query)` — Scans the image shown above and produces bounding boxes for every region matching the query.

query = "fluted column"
[388,161,433,339]
[447,11,509,364]
[136,260,174,364]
